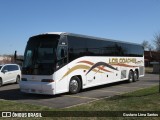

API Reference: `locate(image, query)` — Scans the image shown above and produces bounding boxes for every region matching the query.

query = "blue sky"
[0,0,160,55]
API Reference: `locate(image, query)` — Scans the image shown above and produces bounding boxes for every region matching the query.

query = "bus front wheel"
[69,76,81,94]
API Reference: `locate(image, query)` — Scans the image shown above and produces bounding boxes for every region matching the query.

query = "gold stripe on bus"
[59,65,103,81]
[110,63,138,67]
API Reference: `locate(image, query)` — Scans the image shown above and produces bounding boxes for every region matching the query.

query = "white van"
[0,64,21,86]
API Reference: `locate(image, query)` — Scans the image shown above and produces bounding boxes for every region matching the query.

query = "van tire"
[69,76,81,94]
[0,78,3,87]
[16,76,20,84]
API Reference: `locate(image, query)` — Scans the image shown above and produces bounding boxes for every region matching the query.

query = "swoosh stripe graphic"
[86,62,117,75]
[97,66,112,73]
[60,65,103,80]
[78,60,94,66]
[78,60,112,73]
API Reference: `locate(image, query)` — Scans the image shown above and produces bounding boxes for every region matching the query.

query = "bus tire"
[69,76,81,94]
[0,78,3,87]
[133,71,138,82]
[128,71,134,83]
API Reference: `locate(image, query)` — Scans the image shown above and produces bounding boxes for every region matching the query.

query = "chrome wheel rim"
[129,72,133,82]
[70,80,78,92]
[129,76,132,81]
[134,72,137,80]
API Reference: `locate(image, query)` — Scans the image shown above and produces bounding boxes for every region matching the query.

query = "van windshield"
[22,35,60,75]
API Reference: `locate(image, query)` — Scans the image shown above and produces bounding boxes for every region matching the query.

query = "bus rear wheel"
[133,71,138,82]
[69,76,81,94]
[128,71,134,83]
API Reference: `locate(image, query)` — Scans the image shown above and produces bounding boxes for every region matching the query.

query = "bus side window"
[56,46,67,68]
[61,49,65,58]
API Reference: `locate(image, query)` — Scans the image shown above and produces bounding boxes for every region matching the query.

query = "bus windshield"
[23,35,59,75]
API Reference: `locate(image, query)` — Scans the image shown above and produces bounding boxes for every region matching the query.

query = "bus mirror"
[14,50,24,62]
[14,51,17,60]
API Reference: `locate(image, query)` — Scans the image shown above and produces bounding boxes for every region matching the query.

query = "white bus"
[19,32,144,95]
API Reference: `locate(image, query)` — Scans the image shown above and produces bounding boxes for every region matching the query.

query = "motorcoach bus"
[19,32,144,95]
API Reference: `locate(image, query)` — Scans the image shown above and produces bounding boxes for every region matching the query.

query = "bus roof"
[35,32,142,46]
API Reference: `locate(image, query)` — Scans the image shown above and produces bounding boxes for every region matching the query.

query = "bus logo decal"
[59,60,142,81]
[85,62,117,75]
[60,60,116,81]
[59,64,103,80]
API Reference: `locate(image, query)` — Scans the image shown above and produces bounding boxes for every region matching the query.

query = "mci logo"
[2,112,11,117]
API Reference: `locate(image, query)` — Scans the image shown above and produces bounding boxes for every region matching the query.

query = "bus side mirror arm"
[14,50,24,62]
[14,51,17,60]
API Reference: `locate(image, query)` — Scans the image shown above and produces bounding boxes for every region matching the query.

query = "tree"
[141,40,153,51]
[142,40,149,50]
[148,44,154,51]
[153,33,160,51]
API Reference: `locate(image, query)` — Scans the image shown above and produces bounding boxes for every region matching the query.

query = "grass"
[0,100,55,111]
[0,86,160,120]
[65,85,160,111]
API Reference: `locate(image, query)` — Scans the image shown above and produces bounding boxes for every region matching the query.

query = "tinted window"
[2,66,8,71]
[56,45,68,68]
[117,43,143,57]
[23,35,59,75]
[55,36,68,69]
[101,41,117,56]
[86,39,101,56]
[7,65,19,71]
[68,35,144,62]
[68,36,87,61]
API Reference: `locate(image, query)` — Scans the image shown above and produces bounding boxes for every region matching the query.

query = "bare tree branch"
[141,40,154,51]
[142,40,149,50]
[153,33,160,51]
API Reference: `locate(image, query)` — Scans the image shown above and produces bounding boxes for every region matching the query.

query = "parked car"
[0,64,21,86]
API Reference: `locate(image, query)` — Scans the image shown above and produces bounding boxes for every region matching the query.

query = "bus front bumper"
[19,81,55,95]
